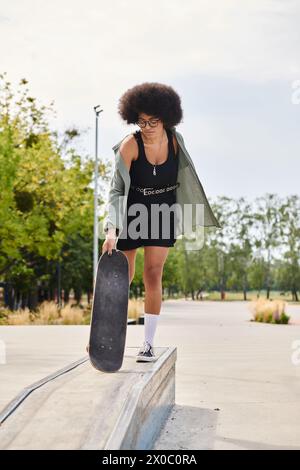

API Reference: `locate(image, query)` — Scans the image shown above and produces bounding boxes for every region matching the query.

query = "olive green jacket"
[102,126,221,238]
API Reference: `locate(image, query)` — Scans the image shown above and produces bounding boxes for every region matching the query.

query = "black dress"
[116,127,179,251]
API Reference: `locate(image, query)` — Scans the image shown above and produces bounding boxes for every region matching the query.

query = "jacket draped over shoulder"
[102,127,221,238]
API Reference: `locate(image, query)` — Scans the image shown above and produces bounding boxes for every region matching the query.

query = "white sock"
[144,312,159,347]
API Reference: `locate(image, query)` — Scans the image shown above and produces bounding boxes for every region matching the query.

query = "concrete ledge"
[0,357,89,425]
[0,346,176,450]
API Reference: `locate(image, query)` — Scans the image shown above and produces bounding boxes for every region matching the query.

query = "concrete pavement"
[1,300,300,449]
[154,300,300,450]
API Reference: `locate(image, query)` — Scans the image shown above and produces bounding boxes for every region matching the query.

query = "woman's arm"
[103,135,137,236]
[119,134,138,170]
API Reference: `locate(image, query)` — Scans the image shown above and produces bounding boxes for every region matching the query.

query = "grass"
[0,301,90,326]
[0,298,144,326]
[0,290,298,325]
[249,298,290,324]
[127,298,144,322]
[207,290,298,302]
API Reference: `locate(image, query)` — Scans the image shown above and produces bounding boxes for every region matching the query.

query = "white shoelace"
[141,341,151,353]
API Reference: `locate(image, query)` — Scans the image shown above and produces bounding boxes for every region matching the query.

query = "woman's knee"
[143,264,163,287]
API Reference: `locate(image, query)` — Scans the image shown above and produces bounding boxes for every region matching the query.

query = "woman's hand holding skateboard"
[102,228,117,256]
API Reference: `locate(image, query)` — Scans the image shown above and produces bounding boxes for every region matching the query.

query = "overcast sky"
[1,0,299,200]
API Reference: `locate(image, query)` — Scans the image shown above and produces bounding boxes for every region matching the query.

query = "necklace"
[142,129,166,176]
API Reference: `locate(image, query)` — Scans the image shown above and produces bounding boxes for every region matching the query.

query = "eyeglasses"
[137,118,160,128]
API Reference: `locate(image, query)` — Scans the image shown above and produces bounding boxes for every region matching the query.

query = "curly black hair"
[118,82,183,129]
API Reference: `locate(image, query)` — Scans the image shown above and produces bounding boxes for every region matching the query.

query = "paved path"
[154,300,300,450]
[1,300,300,449]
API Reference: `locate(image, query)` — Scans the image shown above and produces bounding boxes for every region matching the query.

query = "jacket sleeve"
[175,130,197,173]
[175,128,222,229]
[103,162,125,237]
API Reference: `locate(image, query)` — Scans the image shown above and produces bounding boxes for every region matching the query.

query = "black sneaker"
[136,341,156,362]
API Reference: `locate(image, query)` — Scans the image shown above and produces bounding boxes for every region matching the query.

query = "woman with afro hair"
[102,82,221,363]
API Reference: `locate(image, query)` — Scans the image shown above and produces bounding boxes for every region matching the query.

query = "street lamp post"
[93,105,103,283]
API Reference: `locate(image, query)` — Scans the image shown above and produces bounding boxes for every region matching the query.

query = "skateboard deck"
[88,249,129,372]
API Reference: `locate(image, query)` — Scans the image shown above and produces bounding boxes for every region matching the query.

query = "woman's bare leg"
[143,246,170,315]
[119,248,138,284]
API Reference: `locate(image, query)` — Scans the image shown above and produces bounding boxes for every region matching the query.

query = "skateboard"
[88,249,129,373]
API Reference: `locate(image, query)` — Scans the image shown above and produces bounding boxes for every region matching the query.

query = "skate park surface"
[1,299,300,450]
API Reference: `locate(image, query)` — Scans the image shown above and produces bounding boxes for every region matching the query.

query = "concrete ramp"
[0,347,176,450]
